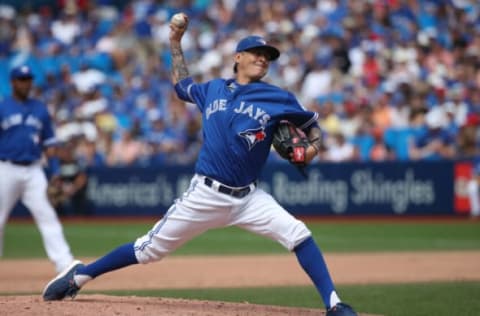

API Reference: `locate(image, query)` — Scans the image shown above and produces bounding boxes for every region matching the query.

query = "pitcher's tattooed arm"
[170,42,189,84]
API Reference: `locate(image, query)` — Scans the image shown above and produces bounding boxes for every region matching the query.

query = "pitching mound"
[1,294,379,316]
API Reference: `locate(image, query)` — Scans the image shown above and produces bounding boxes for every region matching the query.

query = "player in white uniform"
[0,65,75,273]
[43,14,358,316]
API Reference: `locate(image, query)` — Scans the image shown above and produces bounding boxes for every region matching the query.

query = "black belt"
[0,159,33,166]
[204,177,254,198]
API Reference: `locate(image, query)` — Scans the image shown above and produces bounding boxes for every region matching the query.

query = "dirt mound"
[1,295,379,316]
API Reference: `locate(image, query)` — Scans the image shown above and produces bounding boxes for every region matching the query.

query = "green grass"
[3,220,480,258]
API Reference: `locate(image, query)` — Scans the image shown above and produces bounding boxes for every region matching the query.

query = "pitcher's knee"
[282,220,312,251]
[134,235,181,264]
[134,245,167,264]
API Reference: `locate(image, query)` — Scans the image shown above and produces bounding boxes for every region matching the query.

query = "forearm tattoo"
[170,43,189,82]
[308,127,323,153]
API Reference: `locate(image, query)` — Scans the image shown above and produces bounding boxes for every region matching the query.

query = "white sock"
[74,274,92,287]
[330,290,341,308]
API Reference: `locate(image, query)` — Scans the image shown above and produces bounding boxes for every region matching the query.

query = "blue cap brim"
[244,45,280,61]
[12,75,33,80]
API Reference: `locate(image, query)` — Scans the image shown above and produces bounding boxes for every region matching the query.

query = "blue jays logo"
[239,127,266,150]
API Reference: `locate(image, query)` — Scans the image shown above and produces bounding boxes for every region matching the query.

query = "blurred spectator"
[389,83,413,129]
[368,127,395,161]
[457,113,480,159]
[467,88,480,116]
[301,57,333,103]
[339,100,361,138]
[362,49,382,90]
[0,0,478,165]
[371,91,395,132]
[76,137,106,167]
[50,5,81,46]
[174,113,203,165]
[318,100,341,135]
[144,111,179,164]
[0,5,16,56]
[328,34,351,75]
[322,132,359,162]
[75,86,108,118]
[409,108,456,160]
[71,65,107,95]
[442,84,469,128]
[106,128,146,166]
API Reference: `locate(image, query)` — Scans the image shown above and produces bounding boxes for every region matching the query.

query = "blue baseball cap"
[235,35,280,61]
[10,65,34,80]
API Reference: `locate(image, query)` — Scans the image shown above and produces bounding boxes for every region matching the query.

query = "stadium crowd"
[1,0,479,167]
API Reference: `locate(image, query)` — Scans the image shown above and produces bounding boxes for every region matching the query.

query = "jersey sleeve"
[174,77,209,112]
[281,91,319,130]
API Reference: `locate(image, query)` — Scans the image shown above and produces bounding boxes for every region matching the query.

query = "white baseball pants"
[0,161,74,272]
[134,174,311,263]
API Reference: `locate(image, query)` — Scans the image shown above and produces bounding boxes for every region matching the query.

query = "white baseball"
[171,13,187,28]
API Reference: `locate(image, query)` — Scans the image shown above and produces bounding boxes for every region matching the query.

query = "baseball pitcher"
[0,65,75,273]
[43,13,358,316]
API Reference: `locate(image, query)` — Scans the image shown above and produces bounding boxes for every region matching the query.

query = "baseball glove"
[272,120,311,166]
[47,177,68,208]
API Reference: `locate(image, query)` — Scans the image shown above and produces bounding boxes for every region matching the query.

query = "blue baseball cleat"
[326,303,358,316]
[42,260,84,301]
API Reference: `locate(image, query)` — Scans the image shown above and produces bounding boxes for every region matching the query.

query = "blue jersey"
[175,77,318,186]
[0,96,56,162]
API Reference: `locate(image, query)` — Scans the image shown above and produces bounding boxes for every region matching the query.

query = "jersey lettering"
[1,114,22,130]
[234,102,271,126]
[26,115,43,129]
[1,114,43,130]
[205,98,227,119]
